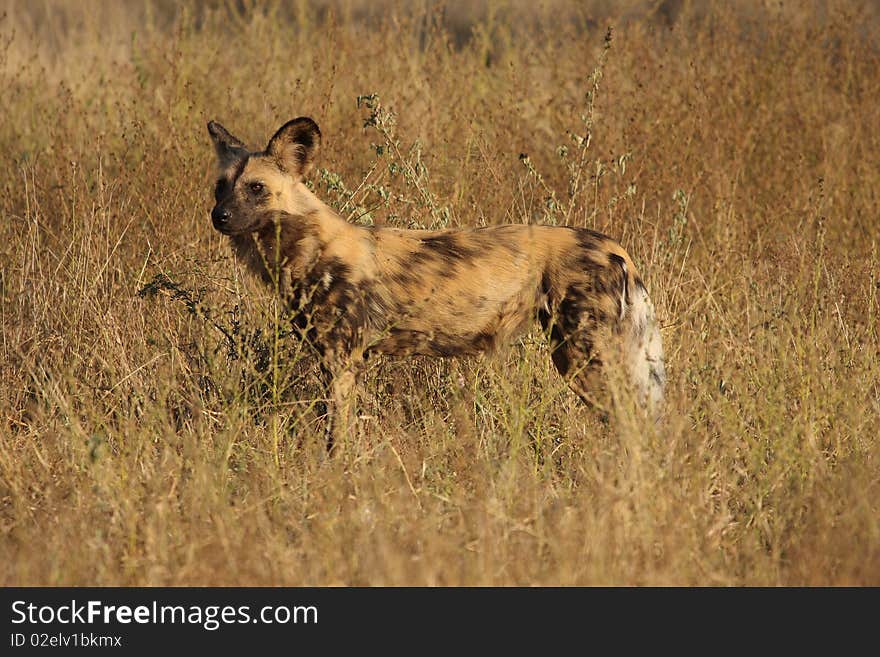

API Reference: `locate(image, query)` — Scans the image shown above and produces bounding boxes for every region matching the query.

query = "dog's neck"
[228,184,359,292]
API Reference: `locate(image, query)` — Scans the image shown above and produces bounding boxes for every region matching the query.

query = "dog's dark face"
[207,117,321,235]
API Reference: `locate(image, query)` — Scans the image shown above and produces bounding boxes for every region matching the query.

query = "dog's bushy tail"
[613,257,666,410]
[626,279,666,409]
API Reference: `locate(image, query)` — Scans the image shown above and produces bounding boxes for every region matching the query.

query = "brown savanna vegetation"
[1,0,878,585]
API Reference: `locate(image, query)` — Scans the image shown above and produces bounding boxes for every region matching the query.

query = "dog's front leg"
[321,355,362,455]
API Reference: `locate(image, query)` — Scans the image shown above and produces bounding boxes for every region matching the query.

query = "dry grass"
[1,0,878,585]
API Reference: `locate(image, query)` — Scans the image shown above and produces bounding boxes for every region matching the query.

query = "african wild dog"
[207,117,665,449]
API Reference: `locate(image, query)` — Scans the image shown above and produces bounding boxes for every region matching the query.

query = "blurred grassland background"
[1,0,878,585]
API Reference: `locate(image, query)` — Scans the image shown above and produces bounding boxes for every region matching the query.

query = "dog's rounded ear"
[207,121,248,168]
[266,117,321,177]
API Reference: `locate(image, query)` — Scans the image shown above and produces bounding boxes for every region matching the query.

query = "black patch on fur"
[575,251,607,277]
[213,158,247,206]
[550,342,571,377]
[427,336,463,356]
[539,268,596,380]
[540,270,553,297]
[559,285,586,330]
[389,268,418,288]
[229,157,248,184]
[470,330,496,351]
[472,226,520,252]
[607,253,629,319]
[421,234,479,261]
[214,178,230,201]
[288,257,368,352]
[427,330,495,356]
[650,367,665,387]
[407,248,439,268]
[540,311,574,377]
[574,227,609,249]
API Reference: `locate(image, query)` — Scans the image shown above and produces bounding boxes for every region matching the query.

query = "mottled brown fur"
[208,117,665,450]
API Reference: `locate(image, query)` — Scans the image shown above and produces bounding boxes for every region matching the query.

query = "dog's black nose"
[211,207,230,230]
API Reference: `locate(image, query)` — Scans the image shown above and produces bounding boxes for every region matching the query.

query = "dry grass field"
[1,0,879,585]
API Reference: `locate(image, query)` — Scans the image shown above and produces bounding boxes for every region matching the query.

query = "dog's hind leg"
[541,276,664,414]
[551,333,609,412]
[540,307,608,411]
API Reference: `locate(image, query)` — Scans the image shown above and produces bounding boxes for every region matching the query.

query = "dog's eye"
[248,181,265,194]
